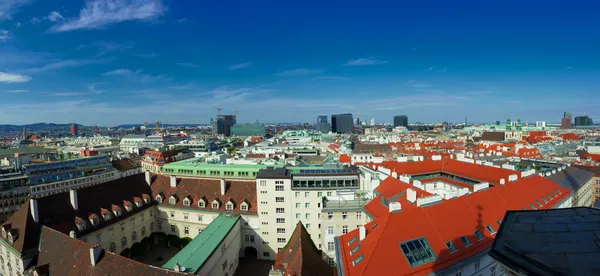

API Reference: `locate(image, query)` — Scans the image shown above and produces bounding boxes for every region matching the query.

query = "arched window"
[212,201,219,209]
[198,200,205,208]
[132,231,138,242]
[155,195,162,202]
[169,196,176,205]
[109,242,116,252]
[183,198,191,206]
[142,226,147,236]
[226,202,234,210]
[121,237,127,248]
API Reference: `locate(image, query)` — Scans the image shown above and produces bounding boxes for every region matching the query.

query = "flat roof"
[162,214,240,273]
[490,207,600,276]
[0,147,53,156]
[322,199,367,212]
[256,168,291,179]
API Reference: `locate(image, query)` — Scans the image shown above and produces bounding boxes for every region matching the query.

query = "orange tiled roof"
[339,154,351,164]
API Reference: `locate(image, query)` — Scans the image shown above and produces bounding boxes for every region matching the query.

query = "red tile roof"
[560,133,580,141]
[337,174,571,276]
[339,154,351,164]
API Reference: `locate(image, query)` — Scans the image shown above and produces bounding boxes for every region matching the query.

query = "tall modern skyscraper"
[317,115,328,124]
[71,124,78,136]
[561,112,573,129]
[393,115,408,127]
[214,115,237,137]
[574,116,593,126]
[331,113,353,134]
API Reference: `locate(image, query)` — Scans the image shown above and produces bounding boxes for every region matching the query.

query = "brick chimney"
[170,175,177,187]
[89,245,103,266]
[220,179,226,195]
[359,225,366,241]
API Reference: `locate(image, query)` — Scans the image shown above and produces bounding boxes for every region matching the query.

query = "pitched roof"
[36,174,154,236]
[35,226,185,275]
[111,159,140,171]
[151,175,258,214]
[337,174,571,276]
[272,221,335,276]
[546,166,595,192]
[0,201,39,256]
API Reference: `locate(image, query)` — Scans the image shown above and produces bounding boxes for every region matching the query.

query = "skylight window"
[352,254,364,266]
[474,230,484,241]
[557,189,562,194]
[399,238,436,268]
[552,191,558,197]
[529,203,537,210]
[547,193,553,200]
[348,237,358,246]
[445,241,457,253]
[350,245,360,255]
[460,236,471,247]
[542,197,548,204]
[497,220,502,226]
[486,225,496,234]
[536,200,542,207]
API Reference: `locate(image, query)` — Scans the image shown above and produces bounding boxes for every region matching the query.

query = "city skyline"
[1,1,600,125]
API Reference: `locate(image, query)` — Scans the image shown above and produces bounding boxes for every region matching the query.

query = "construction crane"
[213,105,222,116]
[233,110,238,120]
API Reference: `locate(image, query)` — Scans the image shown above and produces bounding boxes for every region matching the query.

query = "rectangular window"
[277,238,286,243]
[328,226,334,235]
[446,241,457,253]
[277,218,285,224]
[305,203,310,208]
[198,215,203,222]
[327,191,332,197]
[328,241,335,251]
[474,230,484,240]
[276,197,284,203]
[296,203,301,208]
[306,223,311,229]
[250,235,255,242]
[305,192,310,197]
[474,260,480,270]
[296,213,300,219]
[342,212,348,220]
[318,192,323,197]
[184,226,189,234]
[328,212,333,220]
[275,185,284,191]
[245,234,250,242]
[399,238,437,268]
[171,225,176,233]
[460,236,471,247]
[183,213,189,220]
[260,180,267,186]
[276,208,285,213]
[277,228,286,234]
[295,192,300,198]
[305,213,311,219]
[342,225,348,234]
[263,252,270,257]
[356,212,362,220]
[486,225,496,234]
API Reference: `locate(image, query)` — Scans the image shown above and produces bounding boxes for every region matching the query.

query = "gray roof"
[256,168,291,179]
[546,166,595,192]
[489,207,600,276]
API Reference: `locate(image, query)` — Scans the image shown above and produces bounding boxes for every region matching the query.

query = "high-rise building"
[317,115,328,124]
[331,113,353,134]
[574,116,593,126]
[393,115,408,127]
[561,112,573,129]
[370,118,376,126]
[231,122,266,137]
[71,124,78,136]
[214,115,236,137]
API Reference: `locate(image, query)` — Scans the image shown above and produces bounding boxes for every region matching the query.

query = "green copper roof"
[162,215,240,273]
[0,147,53,156]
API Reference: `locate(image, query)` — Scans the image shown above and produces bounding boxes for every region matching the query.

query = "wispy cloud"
[77,41,133,56]
[0,72,31,83]
[89,83,103,94]
[103,68,170,83]
[416,89,444,93]
[5,89,29,93]
[407,80,432,88]
[50,0,166,32]
[135,52,158,58]
[344,57,389,66]
[176,18,187,23]
[0,30,9,42]
[47,11,64,22]
[30,17,41,24]
[176,62,201,68]
[228,62,252,70]
[168,83,191,90]
[466,91,494,95]
[49,92,86,97]
[563,66,573,72]
[0,0,35,21]
[272,68,323,77]
[313,76,350,81]
[23,58,112,73]
[426,66,447,73]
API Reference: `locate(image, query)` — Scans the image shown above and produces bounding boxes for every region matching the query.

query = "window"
[296,203,301,208]
[276,208,285,213]
[529,203,536,210]
[306,223,311,229]
[474,259,480,271]
[277,238,286,243]
[350,245,360,255]
[305,203,310,208]
[460,236,471,247]
[328,226,334,235]
[356,212,362,220]
[276,218,285,224]
[184,213,189,220]
[213,201,219,209]
[342,225,348,234]
[305,192,310,197]
[169,197,176,204]
[496,220,502,226]
[171,225,176,233]
[260,180,267,186]
[142,226,147,236]
[446,241,457,253]
[241,203,248,211]
[198,215,203,222]
[328,212,333,220]
[121,237,127,248]
[352,254,364,266]
[318,192,323,197]
[399,238,437,268]
[455,271,462,276]
[305,213,311,219]
[536,200,542,207]
[245,234,250,242]
[183,198,191,206]
[184,226,189,234]
[263,252,270,257]
[296,213,301,219]
[486,225,496,234]
[108,228,113,237]
[327,191,332,196]
[250,235,255,242]
[155,195,162,202]
[170,211,175,218]
[342,212,348,220]
[328,241,335,251]
[277,228,286,234]
[226,202,234,210]
[474,230,484,240]
[295,192,300,198]
[109,242,116,252]
[276,197,284,203]
[275,185,284,191]
[198,200,205,208]
[490,266,496,276]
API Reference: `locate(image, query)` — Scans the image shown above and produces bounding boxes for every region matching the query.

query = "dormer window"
[198,199,205,208]
[113,206,122,217]
[240,202,249,211]
[135,199,142,208]
[7,230,17,244]
[169,196,177,205]
[212,200,220,209]
[89,215,99,226]
[75,218,86,231]
[155,195,163,203]
[1,227,6,239]
[226,202,234,211]
[183,197,191,206]
[124,203,132,212]
[143,194,150,204]
[103,212,111,221]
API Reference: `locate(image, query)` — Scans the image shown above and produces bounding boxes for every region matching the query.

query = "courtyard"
[133,244,181,268]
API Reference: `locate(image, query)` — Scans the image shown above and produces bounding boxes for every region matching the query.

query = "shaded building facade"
[574,115,593,126]
[393,115,408,127]
[331,113,353,134]
[214,115,237,137]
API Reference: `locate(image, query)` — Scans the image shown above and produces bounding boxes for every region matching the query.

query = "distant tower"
[464,117,468,126]
[94,125,99,135]
[22,127,27,140]
[71,124,78,136]
[516,116,522,131]
[506,115,512,131]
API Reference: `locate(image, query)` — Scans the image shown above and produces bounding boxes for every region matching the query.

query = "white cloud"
[0,30,9,42]
[50,92,86,96]
[407,80,432,88]
[89,83,103,94]
[0,72,31,83]
[47,11,64,22]
[176,18,187,23]
[344,57,389,66]
[168,84,190,90]
[426,66,447,73]
[272,68,323,77]
[14,22,21,28]
[176,62,201,68]
[30,17,41,24]
[228,62,252,70]
[0,0,35,21]
[466,91,494,95]
[313,76,350,81]
[135,52,158,58]
[77,41,133,56]
[50,0,166,32]
[103,68,170,82]
[23,58,111,73]
[5,89,29,93]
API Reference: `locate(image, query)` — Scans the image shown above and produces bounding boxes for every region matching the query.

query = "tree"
[58,152,65,160]
[180,237,193,247]
[120,248,131,258]
[130,242,146,258]
[67,152,73,159]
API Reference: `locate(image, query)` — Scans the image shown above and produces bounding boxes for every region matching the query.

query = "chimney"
[145,171,151,185]
[69,230,77,238]
[359,225,366,241]
[70,189,79,211]
[406,189,417,203]
[388,202,402,213]
[499,178,505,185]
[170,175,177,187]
[30,199,39,223]
[391,171,398,178]
[220,179,226,195]
[89,245,103,266]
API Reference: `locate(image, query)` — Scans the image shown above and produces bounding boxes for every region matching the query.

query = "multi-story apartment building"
[574,165,600,205]
[140,147,195,173]
[320,198,367,266]
[0,168,28,223]
[256,166,361,261]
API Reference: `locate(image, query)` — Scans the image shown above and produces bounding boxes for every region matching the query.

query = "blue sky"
[1,0,599,126]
